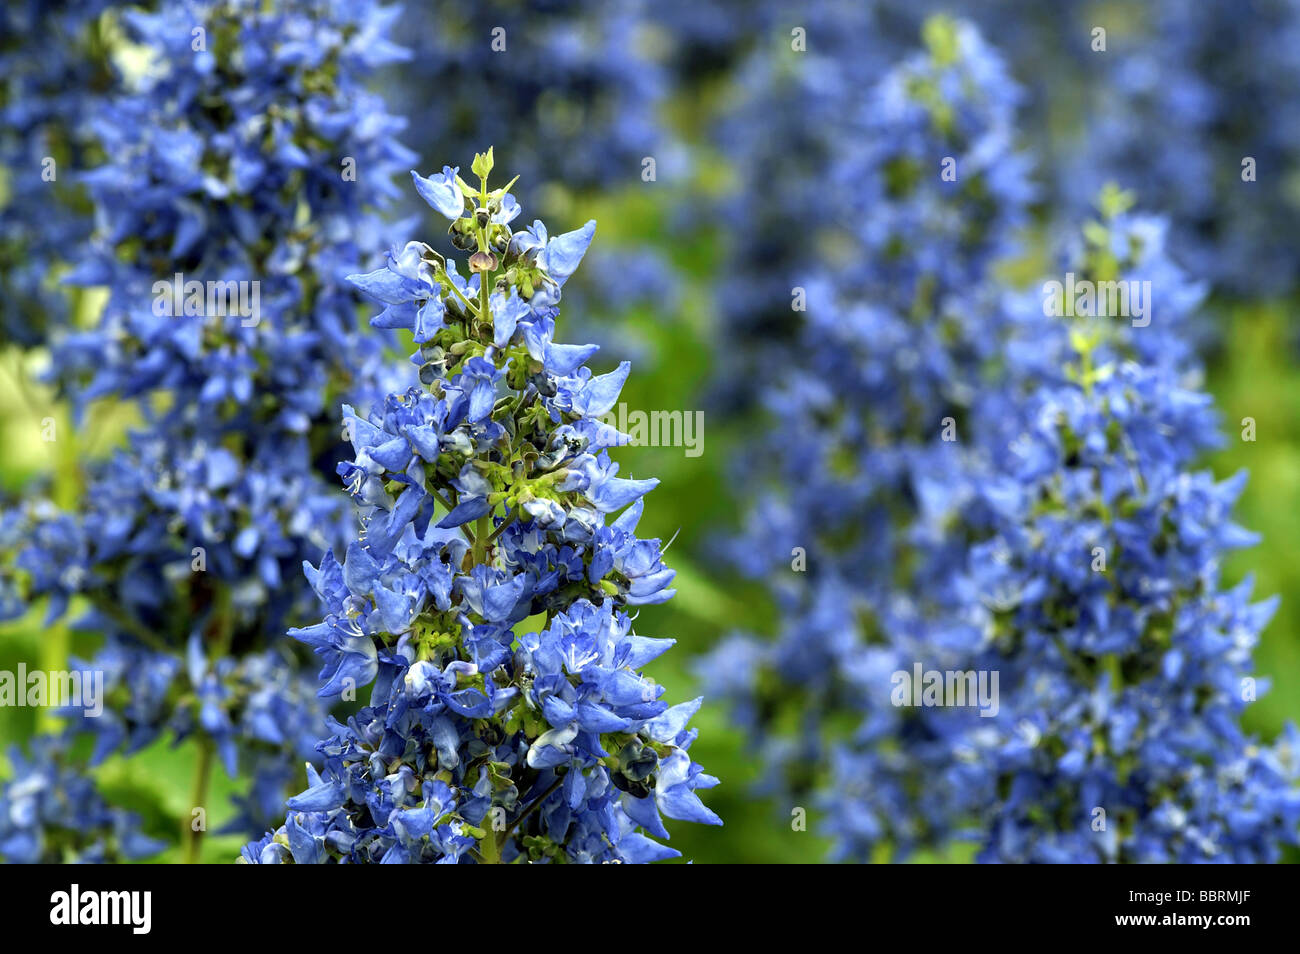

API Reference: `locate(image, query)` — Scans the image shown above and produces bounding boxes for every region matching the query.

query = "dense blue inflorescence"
[381,0,681,355]
[0,734,164,863]
[701,17,1033,859]
[2,0,1296,869]
[701,15,1300,862]
[932,198,1300,862]
[884,0,1300,295]
[0,0,417,854]
[241,155,720,864]
[699,0,1300,421]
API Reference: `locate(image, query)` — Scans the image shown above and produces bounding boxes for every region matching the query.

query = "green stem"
[432,487,455,514]
[1079,341,1094,396]
[487,507,517,543]
[472,513,492,564]
[477,248,492,326]
[183,738,214,864]
[480,828,502,864]
[480,774,564,863]
[439,267,480,318]
[475,168,494,328]
[181,586,233,862]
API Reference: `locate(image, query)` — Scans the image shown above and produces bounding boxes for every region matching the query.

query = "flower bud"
[469,250,498,272]
[448,217,477,251]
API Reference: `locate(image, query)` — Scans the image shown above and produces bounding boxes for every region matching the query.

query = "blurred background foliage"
[2,0,1298,862]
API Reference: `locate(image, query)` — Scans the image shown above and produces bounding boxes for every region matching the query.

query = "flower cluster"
[380,0,680,356]
[701,0,1300,299]
[3,0,1294,871]
[865,0,1300,296]
[941,197,1300,861]
[243,152,720,864]
[702,17,1033,859]
[2,0,415,855]
[0,734,163,864]
[704,12,1300,861]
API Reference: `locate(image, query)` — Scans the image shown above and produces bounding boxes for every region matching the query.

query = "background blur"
[2,0,1298,862]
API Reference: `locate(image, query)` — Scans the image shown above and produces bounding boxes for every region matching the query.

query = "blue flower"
[4,0,416,843]
[411,167,466,221]
[248,157,719,863]
[704,16,1033,859]
[0,735,164,864]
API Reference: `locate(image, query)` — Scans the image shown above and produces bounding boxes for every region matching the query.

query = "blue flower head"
[703,16,1034,860]
[0,735,164,864]
[247,153,720,864]
[3,0,417,845]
